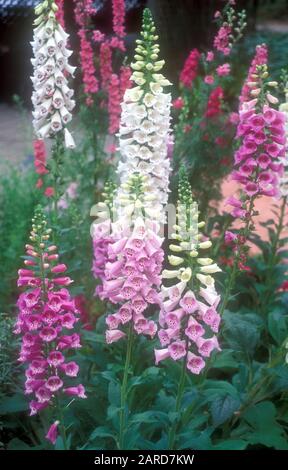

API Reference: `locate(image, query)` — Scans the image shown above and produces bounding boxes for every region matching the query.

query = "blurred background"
[0,0,288,165]
[1,0,288,104]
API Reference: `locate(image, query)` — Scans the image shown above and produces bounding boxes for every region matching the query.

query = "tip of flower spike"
[34,204,45,220]
[143,8,153,23]
[141,8,157,39]
[178,166,194,205]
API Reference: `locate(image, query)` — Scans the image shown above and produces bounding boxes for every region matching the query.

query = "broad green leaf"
[243,401,288,450]
[88,426,117,442]
[7,438,31,450]
[155,390,176,413]
[203,380,240,400]
[212,439,247,450]
[178,431,213,450]
[268,310,288,345]
[210,349,239,369]
[0,394,28,414]
[272,365,288,391]
[123,424,141,450]
[211,394,241,426]
[223,312,261,355]
[130,411,169,425]
[108,380,121,407]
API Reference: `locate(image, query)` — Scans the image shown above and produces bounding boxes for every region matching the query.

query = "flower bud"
[168,255,184,266]
[199,241,212,249]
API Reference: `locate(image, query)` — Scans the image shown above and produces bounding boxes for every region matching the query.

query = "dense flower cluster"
[74,1,99,106]
[108,74,122,134]
[92,181,116,286]
[14,206,85,442]
[102,176,165,343]
[279,83,288,197]
[112,0,126,38]
[92,175,164,343]
[155,170,221,373]
[240,44,268,107]
[174,2,246,149]
[279,165,288,197]
[92,221,114,284]
[116,9,172,219]
[92,10,172,343]
[205,86,224,118]
[31,0,76,148]
[214,25,231,56]
[213,1,246,56]
[73,0,129,128]
[33,139,54,194]
[216,63,231,77]
[100,42,113,90]
[34,139,48,185]
[83,0,97,15]
[172,97,184,110]
[79,29,99,105]
[233,77,285,198]
[179,49,200,88]
[119,66,132,97]
[226,60,286,265]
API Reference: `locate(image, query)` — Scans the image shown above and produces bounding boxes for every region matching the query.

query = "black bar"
[0,450,286,467]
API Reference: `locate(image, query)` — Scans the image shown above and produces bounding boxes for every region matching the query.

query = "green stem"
[167,353,187,450]
[51,133,64,230]
[229,345,285,429]
[219,258,237,316]
[212,217,232,259]
[270,196,287,264]
[39,249,47,299]
[260,196,287,312]
[118,323,134,450]
[55,395,68,450]
[219,195,256,315]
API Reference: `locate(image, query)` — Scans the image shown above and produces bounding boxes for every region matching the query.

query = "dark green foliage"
[0,167,41,311]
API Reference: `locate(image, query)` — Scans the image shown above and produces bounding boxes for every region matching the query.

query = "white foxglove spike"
[31,0,76,148]
[115,9,172,226]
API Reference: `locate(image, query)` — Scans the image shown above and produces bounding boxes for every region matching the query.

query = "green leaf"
[107,404,120,421]
[127,376,145,391]
[55,436,66,450]
[155,390,176,413]
[101,370,118,383]
[204,380,240,400]
[123,424,141,450]
[223,312,261,355]
[232,363,250,391]
[243,401,288,450]
[130,411,169,426]
[88,426,117,443]
[0,394,28,414]
[272,365,288,391]
[178,431,212,450]
[212,439,247,450]
[268,310,288,345]
[210,349,239,369]
[211,394,241,427]
[108,381,121,407]
[7,438,31,450]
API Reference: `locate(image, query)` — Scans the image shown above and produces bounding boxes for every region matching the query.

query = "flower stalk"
[118,323,134,450]
[222,53,286,314]
[15,205,86,445]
